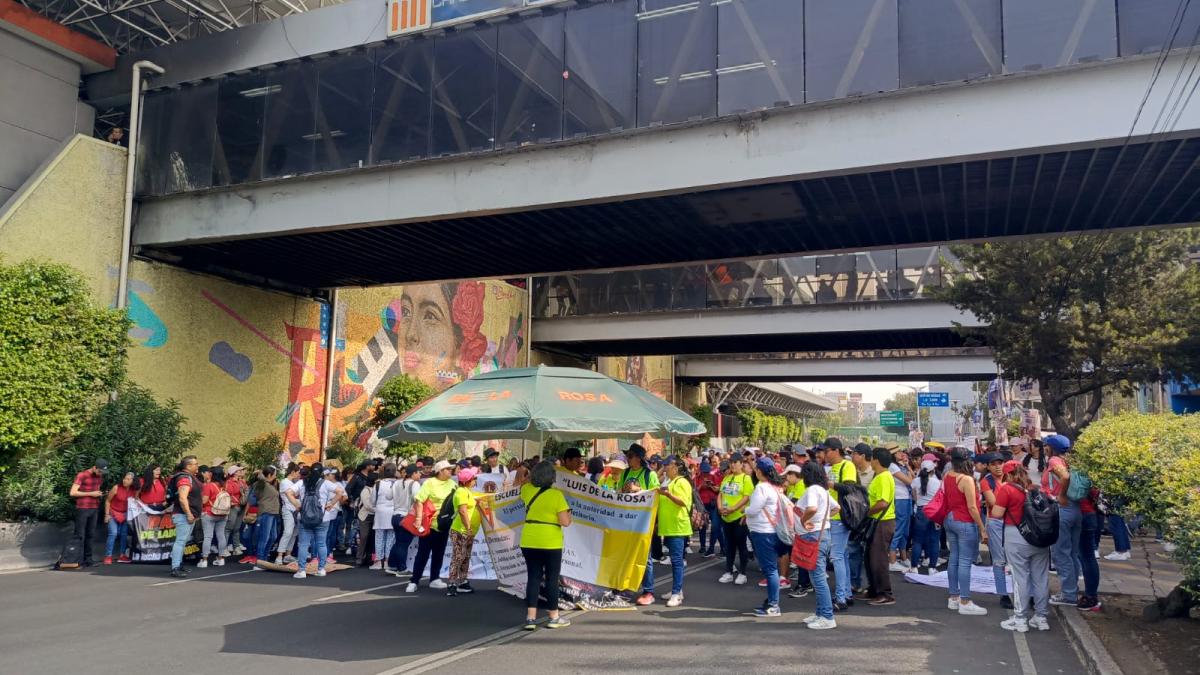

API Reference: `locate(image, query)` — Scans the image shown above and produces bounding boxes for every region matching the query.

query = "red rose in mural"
[452,281,488,374]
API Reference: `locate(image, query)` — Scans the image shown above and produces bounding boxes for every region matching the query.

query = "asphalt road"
[0,553,1086,675]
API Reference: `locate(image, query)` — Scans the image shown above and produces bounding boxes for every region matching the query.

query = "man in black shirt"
[168,456,201,577]
[344,462,371,554]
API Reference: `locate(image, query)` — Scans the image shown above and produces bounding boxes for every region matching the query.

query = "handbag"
[400,499,438,538]
[791,494,830,571]
[923,483,949,525]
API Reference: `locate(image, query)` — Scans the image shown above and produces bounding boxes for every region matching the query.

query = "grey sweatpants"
[1003,525,1050,620]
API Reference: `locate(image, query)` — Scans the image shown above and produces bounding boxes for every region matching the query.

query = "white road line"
[1013,629,1037,675]
[149,569,257,586]
[314,581,414,602]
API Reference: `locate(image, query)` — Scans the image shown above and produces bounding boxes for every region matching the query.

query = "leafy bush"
[0,259,130,464]
[808,428,828,445]
[1074,412,1200,592]
[690,404,713,448]
[228,432,285,472]
[324,430,366,470]
[371,375,437,459]
[0,385,200,521]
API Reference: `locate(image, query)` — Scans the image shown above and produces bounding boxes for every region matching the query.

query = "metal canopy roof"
[139,136,1200,295]
[713,382,838,418]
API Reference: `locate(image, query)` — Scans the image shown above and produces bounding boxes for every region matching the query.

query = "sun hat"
[432,460,454,473]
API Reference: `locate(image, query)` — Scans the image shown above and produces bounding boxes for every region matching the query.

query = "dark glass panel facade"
[564,0,636,137]
[261,62,318,179]
[431,28,498,156]
[899,0,1002,87]
[717,0,804,114]
[497,12,565,147]
[212,71,267,186]
[371,40,433,163]
[637,0,717,126]
[1004,0,1117,72]
[314,52,374,172]
[1117,0,1200,56]
[137,82,217,194]
[805,0,899,102]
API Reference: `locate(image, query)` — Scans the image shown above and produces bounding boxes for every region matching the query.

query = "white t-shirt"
[888,463,911,501]
[797,484,839,532]
[745,482,781,534]
[281,478,299,513]
[320,480,342,523]
[914,473,942,507]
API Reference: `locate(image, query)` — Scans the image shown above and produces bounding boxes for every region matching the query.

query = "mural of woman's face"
[400,285,459,385]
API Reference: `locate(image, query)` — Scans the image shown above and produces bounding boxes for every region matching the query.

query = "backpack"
[773,489,796,545]
[435,491,457,532]
[165,472,188,507]
[834,481,870,536]
[56,535,84,570]
[299,487,323,528]
[210,487,232,516]
[1018,486,1060,548]
[1065,469,1092,503]
[690,485,709,530]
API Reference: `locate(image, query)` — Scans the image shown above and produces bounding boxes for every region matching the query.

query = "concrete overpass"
[84,0,1200,292]
[676,350,998,383]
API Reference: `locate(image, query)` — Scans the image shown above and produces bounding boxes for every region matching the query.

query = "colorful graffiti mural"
[595,356,674,455]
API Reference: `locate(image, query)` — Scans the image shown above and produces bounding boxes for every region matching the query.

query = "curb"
[1055,605,1123,675]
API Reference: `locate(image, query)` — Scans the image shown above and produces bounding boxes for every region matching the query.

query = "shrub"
[808,428,827,445]
[1073,412,1200,594]
[0,385,200,521]
[371,375,437,459]
[689,404,713,448]
[228,432,285,473]
[324,429,366,470]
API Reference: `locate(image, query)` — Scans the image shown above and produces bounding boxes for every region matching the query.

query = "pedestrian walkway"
[1093,536,1183,599]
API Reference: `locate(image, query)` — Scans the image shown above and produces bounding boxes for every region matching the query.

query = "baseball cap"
[563,448,583,460]
[94,459,109,473]
[783,464,803,475]
[322,468,337,476]
[979,452,1003,464]
[825,437,844,451]
[484,449,500,458]
[225,464,243,477]
[432,460,454,473]
[852,443,872,457]
[605,458,628,471]
[755,457,776,474]
[1044,434,1072,453]
[457,467,479,483]
[1002,460,1022,475]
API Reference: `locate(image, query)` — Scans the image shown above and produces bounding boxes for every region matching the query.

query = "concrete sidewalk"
[1093,536,1183,599]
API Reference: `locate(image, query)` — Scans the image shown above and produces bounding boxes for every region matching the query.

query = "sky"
[796,381,931,407]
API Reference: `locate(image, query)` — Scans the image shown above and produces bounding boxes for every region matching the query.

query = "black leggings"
[522,547,562,610]
[722,520,750,574]
[411,526,449,583]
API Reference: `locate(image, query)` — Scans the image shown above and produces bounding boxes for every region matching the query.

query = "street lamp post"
[901,384,928,438]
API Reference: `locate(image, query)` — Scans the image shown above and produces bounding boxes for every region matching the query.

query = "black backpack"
[56,535,84,570]
[832,463,870,535]
[165,472,187,507]
[299,489,324,528]
[435,492,457,532]
[1017,486,1059,548]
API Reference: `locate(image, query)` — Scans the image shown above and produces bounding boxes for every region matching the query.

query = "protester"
[387,465,421,575]
[102,471,135,564]
[717,456,752,586]
[292,464,339,579]
[344,462,372,555]
[197,466,230,568]
[520,461,572,630]
[910,459,942,573]
[373,464,400,572]
[621,444,659,491]
[357,474,378,567]
[746,457,784,617]
[887,448,914,573]
[324,468,347,562]
[847,444,874,594]
[407,460,456,593]
[862,448,897,606]
[978,452,1012,608]
[1023,439,1047,488]
[275,463,301,565]
[135,464,167,509]
[484,449,509,476]
[796,461,839,630]
[638,456,693,607]
[447,467,486,596]
[585,457,605,484]
[695,457,725,558]
[245,466,280,565]
[944,447,988,615]
[824,438,856,611]
[561,448,585,475]
[1042,434,1102,611]
[993,461,1051,633]
[68,459,107,567]
[222,465,248,558]
[168,456,200,577]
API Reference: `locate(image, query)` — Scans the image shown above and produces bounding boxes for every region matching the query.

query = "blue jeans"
[254,513,279,560]
[1079,511,1101,597]
[890,499,913,553]
[802,531,834,619]
[847,539,864,589]
[170,514,194,569]
[986,518,1007,594]
[297,521,330,571]
[105,518,128,558]
[389,524,414,571]
[701,504,725,554]
[642,535,686,595]
[829,520,852,603]
[911,509,940,569]
[945,514,980,600]
[325,511,342,552]
[1053,503,1082,601]
[1109,513,1131,552]
[750,532,781,607]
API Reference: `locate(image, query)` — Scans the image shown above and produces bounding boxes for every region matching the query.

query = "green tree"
[689,404,713,448]
[0,259,130,462]
[808,428,827,445]
[228,432,285,472]
[936,230,1200,440]
[0,384,200,521]
[882,391,932,437]
[372,375,437,459]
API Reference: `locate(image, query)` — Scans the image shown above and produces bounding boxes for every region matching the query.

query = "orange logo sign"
[557,391,614,403]
[389,0,431,36]
[449,390,512,405]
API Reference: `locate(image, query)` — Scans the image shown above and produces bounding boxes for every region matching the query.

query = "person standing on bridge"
[406,460,456,593]
[521,461,572,630]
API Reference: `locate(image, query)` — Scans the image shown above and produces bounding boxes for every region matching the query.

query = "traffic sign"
[879,410,906,426]
[917,392,950,408]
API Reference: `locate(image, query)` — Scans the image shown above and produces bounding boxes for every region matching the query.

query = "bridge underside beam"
[677,355,997,383]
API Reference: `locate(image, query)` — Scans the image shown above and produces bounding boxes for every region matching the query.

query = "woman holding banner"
[520,461,572,631]
[637,456,694,608]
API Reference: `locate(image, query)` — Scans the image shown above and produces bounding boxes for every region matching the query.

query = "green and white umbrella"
[377,366,705,443]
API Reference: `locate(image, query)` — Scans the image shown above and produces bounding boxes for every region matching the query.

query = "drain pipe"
[116,60,165,311]
[319,289,340,462]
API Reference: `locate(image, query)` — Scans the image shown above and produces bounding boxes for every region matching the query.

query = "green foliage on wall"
[737,408,803,449]
[0,259,130,463]
[690,404,713,447]
[228,432,285,472]
[0,384,201,521]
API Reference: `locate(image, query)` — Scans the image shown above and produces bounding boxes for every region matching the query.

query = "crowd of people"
[68,432,1125,632]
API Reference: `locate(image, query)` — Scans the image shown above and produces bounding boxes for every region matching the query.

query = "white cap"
[432,460,453,473]
[783,464,804,475]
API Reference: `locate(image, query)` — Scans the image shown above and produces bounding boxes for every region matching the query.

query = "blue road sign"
[917,392,950,408]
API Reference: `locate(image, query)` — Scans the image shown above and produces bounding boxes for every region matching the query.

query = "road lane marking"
[149,569,258,586]
[1013,629,1037,675]
[314,581,415,602]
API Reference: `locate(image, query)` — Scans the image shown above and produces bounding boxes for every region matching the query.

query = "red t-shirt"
[202,482,220,516]
[224,477,245,507]
[1041,457,1067,498]
[993,483,1025,526]
[1079,487,1098,513]
[138,479,166,507]
[73,470,102,509]
[695,469,723,506]
[944,473,975,523]
[109,485,134,523]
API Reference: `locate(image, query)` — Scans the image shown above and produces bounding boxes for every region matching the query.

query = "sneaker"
[1104,551,1131,561]
[802,614,819,624]
[869,596,896,606]
[666,593,683,607]
[948,598,959,611]
[833,601,849,612]
[1077,596,1102,612]
[808,617,837,630]
[546,617,571,629]
[1094,549,1100,559]
[293,570,306,579]
[1028,615,1050,631]
[523,620,537,631]
[718,572,735,583]
[459,582,475,594]
[103,556,113,565]
[1049,594,1077,606]
[788,586,812,599]
[238,555,256,564]
[906,567,919,574]
[197,559,208,569]
[686,546,694,554]
[446,584,458,597]
[326,555,335,564]
[405,582,418,593]
[213,558,225,567]
[235,545,246,555]
[636,593,655,606]
[389,568,409,578]
[1001,616,1029,633]
[117,555,132,564]
[315,569,326,577]
[957,601,988,616]
[170,568,187,578]
[888,561,908,573]
[734,574,748,586]
[1000,596,1014,610]
[703,551,716,558]
[658,556,670,565]
[754,604,782,617]
[370,561,383,570]
[221,547,232,557]
[429,579,448,590]
[283,555,298,564]
[273,557,284,565]
[757,578,791,588]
